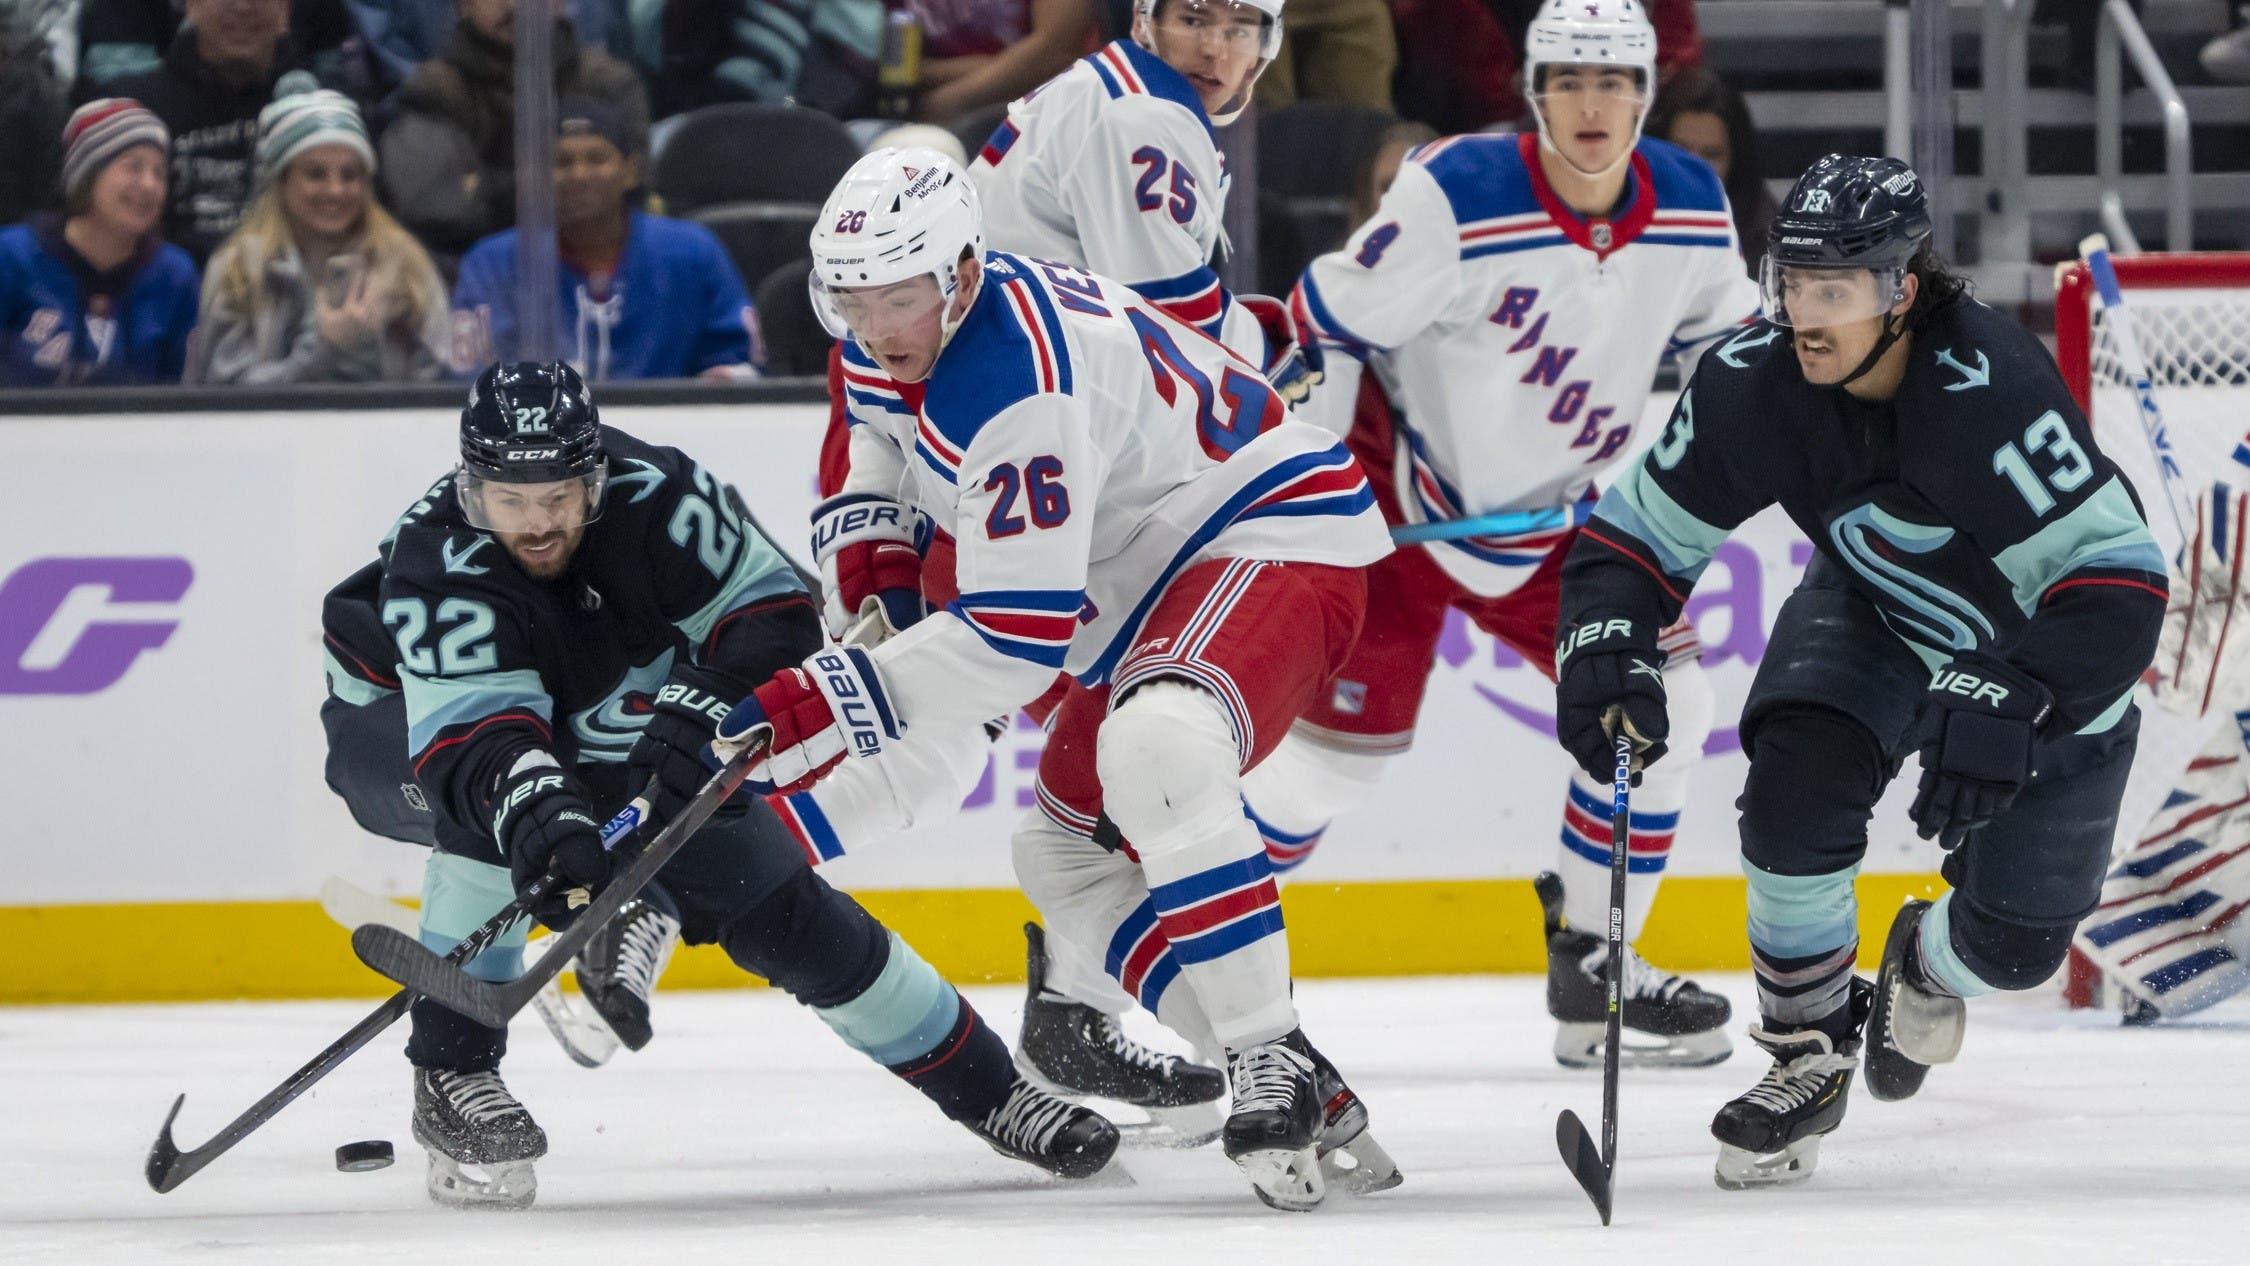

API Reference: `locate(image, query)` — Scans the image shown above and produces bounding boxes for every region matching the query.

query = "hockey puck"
[335,1140,395,1172]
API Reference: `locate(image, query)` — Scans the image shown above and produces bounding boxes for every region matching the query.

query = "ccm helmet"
[1131,0,1285,126]
[456,360,608,531]
[1522,0,1658,179]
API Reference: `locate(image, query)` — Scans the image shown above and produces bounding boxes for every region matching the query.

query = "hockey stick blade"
[1555,1109,1612,1225]
[352,748,759,1026]
[146,989,416,1192]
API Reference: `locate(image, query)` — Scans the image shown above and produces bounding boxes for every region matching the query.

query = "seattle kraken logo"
[1829,504,1992,651]
[569,648,677,761]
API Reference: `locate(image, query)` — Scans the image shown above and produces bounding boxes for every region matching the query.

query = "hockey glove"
[711,645,903,796]
[1238,293,1322,407]
[812,492,926,644]
[628,665,752,831]
[492,753,614,929]
[1909,650,2053,849]
[1554,616,1669,786]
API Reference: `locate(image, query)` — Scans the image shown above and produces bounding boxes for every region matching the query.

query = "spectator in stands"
[1256,0,1395,111]
[77,0,362,98]
[0,99,200,385]
[105,0,347,263]
[1345,118,1438,227]
[188,86,448,382]
[658,0,883,119]
[379,0,648,264]
[451,95,757,380]
[340,0,630,94]
[1649,66,1773,275]
[905,0,1096,126]
[0,13,71,226]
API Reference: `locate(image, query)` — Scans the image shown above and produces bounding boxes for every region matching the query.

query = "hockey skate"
[1223,1031,1328,1211]
[967,1075,1124,1180]
[568,897,681,1054]
[1864,899,1965,1102]
[413,1067,548,1209]
[1299,1030,1403,1197]
[1538,871,1732,1068]
[1710,980,1872,1191]
[1014,923,1225,1147]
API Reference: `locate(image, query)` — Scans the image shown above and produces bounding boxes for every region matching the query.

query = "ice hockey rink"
[5,975,2246,1265]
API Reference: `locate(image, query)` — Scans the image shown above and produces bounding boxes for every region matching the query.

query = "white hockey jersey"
[833,251,1392,733]
[1292,132,1761,598]
[970,38,1264,360]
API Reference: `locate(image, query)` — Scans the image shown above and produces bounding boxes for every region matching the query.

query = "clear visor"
[1759,258,1910,329]
[457,466,608,535]
[1529,64,1649,114]
[809,269,950,344]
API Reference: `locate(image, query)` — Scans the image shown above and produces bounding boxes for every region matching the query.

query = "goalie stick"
[318,878,622,1068]
[352,743,761,1027]
[2079,235,2198,546]
[1554,731,1632,1226]
[144,793,649,1192]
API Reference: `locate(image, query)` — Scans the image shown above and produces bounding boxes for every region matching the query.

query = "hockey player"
[317,360,1118,1207]
[1553,154,2167,1188]
[714,149,1400,1210]
[1249,0,1755,1067]
[971,0,1289,367]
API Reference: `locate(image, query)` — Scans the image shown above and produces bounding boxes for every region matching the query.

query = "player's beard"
[503,525,585,579]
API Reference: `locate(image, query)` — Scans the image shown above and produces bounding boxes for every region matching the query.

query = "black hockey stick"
[352,743,761,1027]
[145,790,650,1192]
[1555,731,1632,1225]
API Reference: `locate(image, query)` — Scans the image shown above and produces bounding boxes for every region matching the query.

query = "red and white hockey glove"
[812,493,926,644]
[711,645,903,796]
[1237,293,1322,407]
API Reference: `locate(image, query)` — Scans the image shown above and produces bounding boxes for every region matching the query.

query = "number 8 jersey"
[830,252,1393,733]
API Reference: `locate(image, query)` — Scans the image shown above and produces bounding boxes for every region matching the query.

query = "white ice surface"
[5,976,2249,1264]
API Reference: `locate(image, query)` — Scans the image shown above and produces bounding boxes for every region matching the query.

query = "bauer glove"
[711,645,903,796]
[627,665,752,831]
[1554,616,1669,786]
[1910,650,2053,849]
[492,754,615,929]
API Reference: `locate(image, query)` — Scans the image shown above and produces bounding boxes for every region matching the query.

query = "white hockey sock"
[1239,728,1391,874]
[1556,657,1711,944]
[1101,682,1298,1051]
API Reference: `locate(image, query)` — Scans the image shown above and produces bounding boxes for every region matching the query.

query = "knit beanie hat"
[255,75,375,188]
[61,98,170,202]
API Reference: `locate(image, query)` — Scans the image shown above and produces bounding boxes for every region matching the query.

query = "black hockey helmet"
[1761,154,1932,330]
[456,361,609,532]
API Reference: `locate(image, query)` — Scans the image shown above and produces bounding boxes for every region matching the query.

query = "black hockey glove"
[1909,650,2053,850]
[1554,616,1669,786]
[493,758,614,929]
[628,665,750,831]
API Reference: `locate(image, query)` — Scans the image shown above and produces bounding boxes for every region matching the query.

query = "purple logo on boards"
[0,557,193,695]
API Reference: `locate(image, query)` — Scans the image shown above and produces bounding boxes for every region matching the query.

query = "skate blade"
[1233,1145,1326,1212]
[1319,1125,1402,1196]
[1016,1060,1223,1150]
[531,979,620,1069]
[1113,1104,1223,1150]
[1713,1137,1820,1191]
[425,1152,538,1209]
[1554,1022,1733,1070]
[1890,994,1966,1066]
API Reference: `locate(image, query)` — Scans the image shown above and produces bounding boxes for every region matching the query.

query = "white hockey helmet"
[1522,0,1658,178]
[807,146,986,348]
[1132,0,1285,126]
